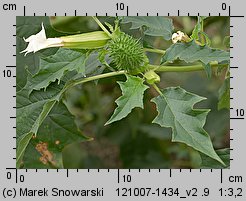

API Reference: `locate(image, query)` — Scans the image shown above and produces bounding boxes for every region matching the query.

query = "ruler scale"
[0,0,245,200]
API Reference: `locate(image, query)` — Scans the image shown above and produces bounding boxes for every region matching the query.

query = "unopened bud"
[172,31,190,44]
[144,70,160,84]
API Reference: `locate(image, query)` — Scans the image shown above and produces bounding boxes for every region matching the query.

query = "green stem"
[149,62,228,72]
[61,70,125,94]
[144,48,166,55]
[61,62,228,94]
[92,16,112,38]
[152,83,163,96]
[74,70,125,85]
[200,18,206,45]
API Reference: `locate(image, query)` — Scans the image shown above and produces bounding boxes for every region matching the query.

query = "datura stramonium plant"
[18,16,230,169]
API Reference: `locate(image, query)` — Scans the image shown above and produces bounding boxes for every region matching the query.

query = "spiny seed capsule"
[108,33,147,72]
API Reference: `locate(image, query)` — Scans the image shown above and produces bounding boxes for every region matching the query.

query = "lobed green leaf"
[25,48,87,95]
[16,82,63,167]
[161,40,229,65]
[151,87,224,165]
[121,16,174,40]
[105,75,149,125]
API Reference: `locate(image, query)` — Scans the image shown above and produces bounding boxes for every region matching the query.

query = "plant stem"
[149,62,228,72]
[92,16,112,38]
[200,18,206,45]
[144,48,166,55]
[152,83,163,96]
[61,70,125,93]
[62,62,228,94]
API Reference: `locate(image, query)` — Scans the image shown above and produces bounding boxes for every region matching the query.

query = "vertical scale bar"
[117,169,120,183]
[229,4,233,163]
[227,5,245,164]
[15,168,18,183]
[220,169,223,183]
[229,4,232,163]
[13,8,17,162]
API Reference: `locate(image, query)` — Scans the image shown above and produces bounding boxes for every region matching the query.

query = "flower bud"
[144,70,160,84]
[172,31,190,44]
[60,31,110,49]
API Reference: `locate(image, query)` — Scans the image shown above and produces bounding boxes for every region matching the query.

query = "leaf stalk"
[148,62,228,72]
[144,48,166,55]
[92,16,112,38]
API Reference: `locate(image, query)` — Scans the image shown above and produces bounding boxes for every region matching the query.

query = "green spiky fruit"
[108,33,148,73]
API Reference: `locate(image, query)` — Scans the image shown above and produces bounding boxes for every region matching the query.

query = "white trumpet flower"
[20,23,63,56]
[20,23,111,56]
